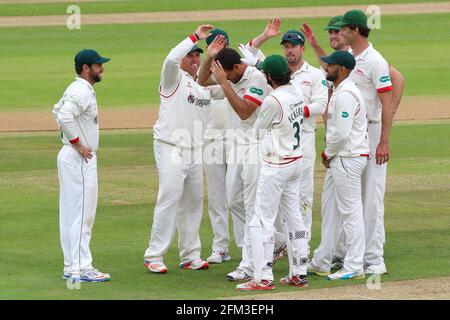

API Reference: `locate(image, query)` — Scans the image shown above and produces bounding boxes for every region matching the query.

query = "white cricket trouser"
[312,156,367,272]
[144,140,203,262]
[58,145,97,275]
[299,131,316,245]
[273,131,316,253]
[225,142,258,248]
[362,122,387,266]
[204,138,229,252]
[248,160,308,282]
[226,142,260,275]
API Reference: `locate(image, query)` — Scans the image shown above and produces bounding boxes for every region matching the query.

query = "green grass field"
[1,13,450,112]
[0,0,448,17]
[0,123,449,299]
[1,1,449,300]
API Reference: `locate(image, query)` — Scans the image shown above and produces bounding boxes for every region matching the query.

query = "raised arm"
[210,61,260,120]
[301,22,328,69]
[197,35,226,86]
[161,24,213,91]
[249,18,282,49]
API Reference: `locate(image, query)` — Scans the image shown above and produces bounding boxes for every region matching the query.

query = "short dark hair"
[214,48,241,70]
[266,70,292,86]
[348,24,370,38]
[75,63,91,75]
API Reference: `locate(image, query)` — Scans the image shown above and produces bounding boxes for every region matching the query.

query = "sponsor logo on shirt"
[322,80,327,86]
[379,75,391,83]
[341,111,349,118]
[187,94,210,108]
[249,87,264,96]
[196,98,210,108]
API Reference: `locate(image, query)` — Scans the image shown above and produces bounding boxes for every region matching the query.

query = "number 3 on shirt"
[293,121,301,150]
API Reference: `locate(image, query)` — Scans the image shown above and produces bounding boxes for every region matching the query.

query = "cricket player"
[239,18,328,257]
[52,49,111,282]
[236,55,309,291]
[207,48,272,282]
[199,29,233,264]
[337,10,398,274]
[308,50,368,280]
[143,25,216,273]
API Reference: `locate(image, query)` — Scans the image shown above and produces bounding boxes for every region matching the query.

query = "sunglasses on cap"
[281,32,305,44]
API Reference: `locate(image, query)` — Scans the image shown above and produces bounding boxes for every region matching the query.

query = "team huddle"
[53,9,404,290]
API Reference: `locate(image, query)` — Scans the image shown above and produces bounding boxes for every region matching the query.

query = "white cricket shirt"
[254,84,305,165]
[153,35,213,149]
[52,77,99,151]
[349,43,392,123]
[290,61,328,133]
[226,66,272,145]
[324,77,369,159]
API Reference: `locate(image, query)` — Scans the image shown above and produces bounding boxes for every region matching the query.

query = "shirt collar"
[354,42,373,61]
[75,76,95,93]
[334,77,352,92]
[239,65,251,82]
[292,61,310,75]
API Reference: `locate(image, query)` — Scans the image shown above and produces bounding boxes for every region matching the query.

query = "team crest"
[187,94,195,104]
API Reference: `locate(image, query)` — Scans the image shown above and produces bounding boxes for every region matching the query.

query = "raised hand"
[301,22,318,47]
[263,18,282,39]
[238,43,259,67]
[210,60,228,86]
[195,24,214,40]
[207,34,226,58]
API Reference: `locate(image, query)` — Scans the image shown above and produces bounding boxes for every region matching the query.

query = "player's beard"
[326,71,338,82]
[90,70,102,83]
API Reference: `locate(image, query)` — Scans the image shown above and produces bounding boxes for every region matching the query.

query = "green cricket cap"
[336,9,368,28]
[324,15,343,31]
[258,54,289,76]
[280,29,305,45]
[320,50,356,70]
[206,28,229,45]
[74,49,110,66]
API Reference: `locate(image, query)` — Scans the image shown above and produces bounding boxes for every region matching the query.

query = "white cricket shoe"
[226,268,252,282]
[179,258,209,270]
[80,268,111,282]
[328,268,365,280]
[144,260,168,274]
[364,262,388,275]
[207,250,231,264]
[307,261,330,277]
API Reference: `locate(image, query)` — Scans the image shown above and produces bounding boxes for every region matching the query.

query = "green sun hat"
[320,50,356,70]
[74,49,110,66]
[324,15,343,31]
[206,28,229,45]
[258,54,289,76]
[336,9,368,28]
[280,29,305,45]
